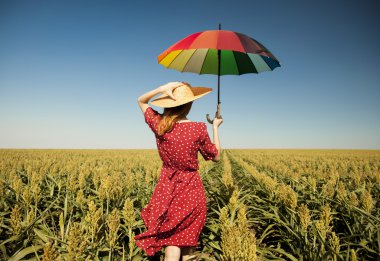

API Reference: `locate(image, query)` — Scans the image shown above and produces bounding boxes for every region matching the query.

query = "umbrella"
[157,25,281,123]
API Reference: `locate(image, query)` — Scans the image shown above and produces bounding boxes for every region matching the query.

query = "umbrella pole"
[216,23,222,119]
[208,51,221,123]
[216,49,221,118]
[207,23,222,123]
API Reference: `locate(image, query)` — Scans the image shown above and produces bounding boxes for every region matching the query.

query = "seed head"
[297,203,311,232]
[10,204,22,235]
[360,190,374,213]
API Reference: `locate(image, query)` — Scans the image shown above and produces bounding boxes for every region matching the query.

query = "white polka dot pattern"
[134,106,218,256]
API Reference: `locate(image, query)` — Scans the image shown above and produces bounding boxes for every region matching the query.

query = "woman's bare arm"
[212,117,223,162]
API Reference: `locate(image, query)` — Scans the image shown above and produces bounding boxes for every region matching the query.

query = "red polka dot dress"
[134,106,219,256]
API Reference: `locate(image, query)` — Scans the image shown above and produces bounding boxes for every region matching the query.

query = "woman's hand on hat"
[158,82,183,101]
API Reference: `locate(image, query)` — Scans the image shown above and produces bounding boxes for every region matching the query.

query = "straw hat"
[150,83,212,108]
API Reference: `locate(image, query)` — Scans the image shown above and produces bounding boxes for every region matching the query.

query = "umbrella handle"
[206,114,213,124]
[206,103,222,124]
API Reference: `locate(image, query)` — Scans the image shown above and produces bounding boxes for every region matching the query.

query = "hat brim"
[150,87,213,108]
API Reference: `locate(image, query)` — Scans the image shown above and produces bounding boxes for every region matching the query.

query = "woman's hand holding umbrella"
[213,114,223,128]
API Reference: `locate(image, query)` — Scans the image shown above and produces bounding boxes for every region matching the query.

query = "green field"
[0,149,379,260]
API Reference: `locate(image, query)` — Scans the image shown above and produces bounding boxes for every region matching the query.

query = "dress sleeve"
[144,107,161,135]
[198,123,219,161]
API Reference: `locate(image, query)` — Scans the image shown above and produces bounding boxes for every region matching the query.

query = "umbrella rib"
[199,48,210,74]
[236,51,257,75]
[231,51,240,75]
[165,50,184,69]
[181,49,198,73]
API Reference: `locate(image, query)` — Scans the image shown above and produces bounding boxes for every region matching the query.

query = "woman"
[135,82,223,261]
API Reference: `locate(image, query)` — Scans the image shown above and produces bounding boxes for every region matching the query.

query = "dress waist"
[162,164,197,172]
[162,164,197,180]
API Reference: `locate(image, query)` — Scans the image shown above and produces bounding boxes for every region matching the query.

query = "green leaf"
[8,245,44,261]
[33,228,49,243]
[0,235,20,247]
[258,223,276,243]
[208,241,221,251]
[0,245,9,260]
[132,254,143,261]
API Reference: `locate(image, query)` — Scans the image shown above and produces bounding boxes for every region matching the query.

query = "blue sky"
[0,0,379,149]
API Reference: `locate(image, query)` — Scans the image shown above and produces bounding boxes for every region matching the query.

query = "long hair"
[157,101,193,136]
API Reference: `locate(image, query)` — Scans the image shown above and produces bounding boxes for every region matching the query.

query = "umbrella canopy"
[157,30,280,75]
[157,27,281,123]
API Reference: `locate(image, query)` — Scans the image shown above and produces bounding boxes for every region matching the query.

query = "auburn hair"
[157,101,193,136]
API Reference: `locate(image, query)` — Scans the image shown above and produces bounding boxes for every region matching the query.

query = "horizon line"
[1,147,379,151]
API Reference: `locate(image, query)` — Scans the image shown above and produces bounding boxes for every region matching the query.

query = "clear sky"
[1,0,379,149]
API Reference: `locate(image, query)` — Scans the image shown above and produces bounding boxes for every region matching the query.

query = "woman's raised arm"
[137,82,183,114]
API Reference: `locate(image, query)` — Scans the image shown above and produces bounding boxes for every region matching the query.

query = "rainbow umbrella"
[157,25,281,123]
